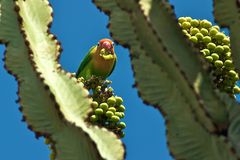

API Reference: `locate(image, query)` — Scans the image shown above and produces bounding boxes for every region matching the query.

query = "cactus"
[0,0,125,160]
[93,0,240,159]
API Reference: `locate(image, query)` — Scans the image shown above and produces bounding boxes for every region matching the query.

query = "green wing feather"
[76,46,96,78]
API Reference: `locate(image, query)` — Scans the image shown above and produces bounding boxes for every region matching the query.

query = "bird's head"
[97,38,115,60]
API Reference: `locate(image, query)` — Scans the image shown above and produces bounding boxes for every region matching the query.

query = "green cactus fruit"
[209,28,218,36]
[106,111,114,118]
[118,122,126,129]
[201,49,210,56]
[115,96,123,106]
[90,115,98,122]
[182,21,191,29]
[190,36,198,43]
[207,42,216,50]
[190,19,199,27]
[200,28,208,36]
[195,33,204,40]
[233,86,240,94]
[108,107,116,113]
[111,116,120,123]
[211,53,219,61]
[100,102,108,111]
[91,101,99,108]
[118,105,126,112]
[214,60,223,68]
[115,112,123,118]
[107,96,116,106]
[190,28,200,35]
[202,36,212,43]
[95,108,104,115]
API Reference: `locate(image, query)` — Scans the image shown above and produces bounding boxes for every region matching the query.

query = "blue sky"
[0,0,230,159]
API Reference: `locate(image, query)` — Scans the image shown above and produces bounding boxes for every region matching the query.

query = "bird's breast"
[92,53,115,75]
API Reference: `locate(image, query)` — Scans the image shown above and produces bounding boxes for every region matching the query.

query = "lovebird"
[76,38,117,80]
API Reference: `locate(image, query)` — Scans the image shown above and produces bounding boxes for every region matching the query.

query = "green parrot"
[76,38,117,80]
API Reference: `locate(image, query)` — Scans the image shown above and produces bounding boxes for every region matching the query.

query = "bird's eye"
[112,42,114,46]
[97,42,100,46]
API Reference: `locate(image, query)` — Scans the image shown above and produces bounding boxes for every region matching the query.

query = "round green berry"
[95,108,103,115]
[119,112,125,118]
[211,53,219,60]
[229,70,237,77]
[108,87,114,92]
[214,45,224,53]
[90,115,98,122]
[115,96,123,106]
[108,107,116,113]
[118,122,126,129]
[190,28,200,35]
[224,60,233,68]
[190,36,198,43]
[222,37,230,45]
[200,28,208,36]
[205,56,213,62]
[185,17,192,22]
[209,28,218,36]
[234,86,240,94]
[185,33,191,38]
[182,29,188,35]
[223,45,230,52]
[178,17,187,23]
[212,25,220,31]
[96,86,101,91]
[106,111,114,118]
[91,101,98,108]
[201,20,212,28]
[100,102,108,111]
[215,32,225,41]
[107,96,116,106]
[115,112,122,118]
[182,22,191,29]
[225,52,231,59]
[190,19,199,27]
[201,49,210,56]
[195,33,203,40]
[118,105,126,112]
[214,60,223,68]
[234,75,239,81]
[207,42,216,50]
[111,115,120,122]
[203,36,211,43]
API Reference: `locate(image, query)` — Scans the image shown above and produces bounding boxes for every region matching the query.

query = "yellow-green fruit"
[118,122,126,129]
[195,33,203,40]
[178,17,186,23]
[108,107,116,113]
[182,22,191,29]
[115,96,123,106]
[214,45,224,53]
[215,32,225,41]
[95,108,103,115]
[107,96,116,106]
[190,28,200,35]
[224,60,233,68]
[190,19,199,27]
[211,53,219,61]
[106,111,114,118]
[200,28,208,36]
[223,45,230,52]
[201,20,212,28]
[92,101,98,108]
[205,56,213,62]
[207,42,216,50]
[209,28,218,36]
[201,49,210,56]
[190,36,198,43]
[214,60,223,68]
[223,37,230,45]
[90,115,98,122]
[111,115,120,122]
[100,102,108,111]
[118,105,126,112]
[203,36,211,43]
[229,70,237,77]
[115,112,123,118]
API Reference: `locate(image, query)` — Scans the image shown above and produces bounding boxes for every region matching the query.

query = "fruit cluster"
[80,76,126,138]
[178,17,240,95]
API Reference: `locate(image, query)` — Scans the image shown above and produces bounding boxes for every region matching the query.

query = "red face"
[97,38,115,54]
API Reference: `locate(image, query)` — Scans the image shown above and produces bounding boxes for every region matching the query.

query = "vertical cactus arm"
[214,0,240,72]
[0,0,125,159]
